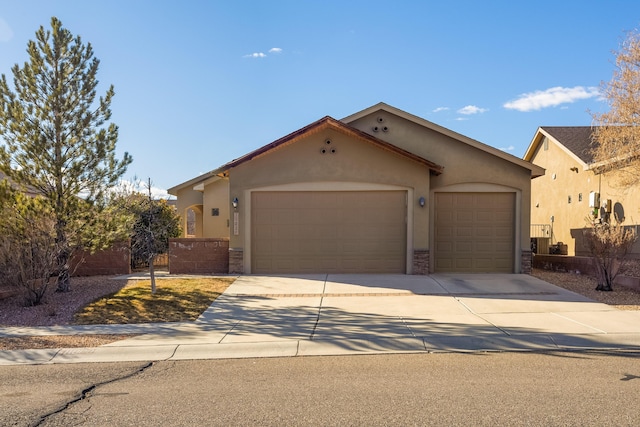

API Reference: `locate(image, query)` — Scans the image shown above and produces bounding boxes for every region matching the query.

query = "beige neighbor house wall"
[525,127,640,256]
[202,178,231,238]
[228,126,432,274]
[345,107,536,273]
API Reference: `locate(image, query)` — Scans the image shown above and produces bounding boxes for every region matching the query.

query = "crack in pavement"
[33,361,154,426]
[309,274,329,340]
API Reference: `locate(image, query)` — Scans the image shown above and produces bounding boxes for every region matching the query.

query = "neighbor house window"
[543,137,549,151]
[568,195,572,204]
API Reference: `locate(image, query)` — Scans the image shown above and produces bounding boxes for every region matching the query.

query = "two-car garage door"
[251,191,516,274]
[252,191,407,274]
[434,192,515,273]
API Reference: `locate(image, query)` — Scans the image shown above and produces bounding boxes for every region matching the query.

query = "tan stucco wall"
[348,111,534,257]
[226,128,432,272]
[530,138,640,255]
[174,187,204,237]
[202,178,230,238]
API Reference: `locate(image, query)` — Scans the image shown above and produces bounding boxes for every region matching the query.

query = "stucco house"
[169,103,544,275]
[524,126,640,257]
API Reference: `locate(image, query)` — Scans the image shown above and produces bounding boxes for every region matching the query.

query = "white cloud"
[243,52,267,58]
[244,48,283,58]
[458,105,488,115]
[432,107,449,113]
[0,17,13,42]
[499,145,515,152]
[112,180,172,200]
[503,86,600,112]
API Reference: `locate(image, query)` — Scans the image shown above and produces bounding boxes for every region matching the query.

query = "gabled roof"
[523,126,595,166]
[343,102,545,178]
[169,115,444,195]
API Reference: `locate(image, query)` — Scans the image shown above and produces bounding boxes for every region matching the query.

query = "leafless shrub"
[582,220,637,291]
[0,202,60,306]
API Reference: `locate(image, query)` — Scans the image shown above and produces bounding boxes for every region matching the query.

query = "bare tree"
[583,219,636,291]
[0,190,60,306]
[591,30,640,186]
[114,178,181,294]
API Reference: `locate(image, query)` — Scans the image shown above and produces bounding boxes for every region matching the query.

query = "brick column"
[412,249,429,275]
[229,248,244,274]
[521,250,532,274]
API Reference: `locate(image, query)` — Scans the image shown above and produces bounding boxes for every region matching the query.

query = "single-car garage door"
[434,192,515,273]
[252,191,406,274]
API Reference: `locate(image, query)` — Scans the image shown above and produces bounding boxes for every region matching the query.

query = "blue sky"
[1,1,639,197]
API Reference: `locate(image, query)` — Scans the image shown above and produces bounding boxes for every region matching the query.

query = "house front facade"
[524,126,640,257]
[169,103,543,275]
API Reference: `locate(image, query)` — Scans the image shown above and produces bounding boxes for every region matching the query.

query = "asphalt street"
[2,352,640,426]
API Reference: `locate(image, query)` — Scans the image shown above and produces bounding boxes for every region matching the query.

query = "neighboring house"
[523,126,640,257]
[169,103,544,275]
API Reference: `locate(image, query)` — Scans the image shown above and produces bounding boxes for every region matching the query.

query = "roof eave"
[167,170,223,195]
[214,115,444,175]
[344,102,543,176]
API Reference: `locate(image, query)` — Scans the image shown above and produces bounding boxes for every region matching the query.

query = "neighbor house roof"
[343,102,545,178]
[169,115,445,195]
[523,126,596,167]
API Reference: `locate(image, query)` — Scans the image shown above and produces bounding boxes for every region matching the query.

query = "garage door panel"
[435,192,515,273]
[476,211,494,222]
[455,242,473,252]
[475,241,493,252]
[456,227,473,237]
[476,227,493,237]
[252,191,406,274]
[456,211,474,222]
[455,258,472,269]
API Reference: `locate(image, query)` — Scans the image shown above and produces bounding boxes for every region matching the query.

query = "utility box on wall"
[589,191,600,208]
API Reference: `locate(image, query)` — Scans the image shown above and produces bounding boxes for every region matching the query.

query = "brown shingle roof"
[540,126,595,164]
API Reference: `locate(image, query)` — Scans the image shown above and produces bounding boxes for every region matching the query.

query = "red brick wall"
[71,241,131,276]
[169,238,229,274]
[532,255,596,275]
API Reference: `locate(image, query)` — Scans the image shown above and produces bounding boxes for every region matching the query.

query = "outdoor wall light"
[232,197,238,210]
[418,196,426,207]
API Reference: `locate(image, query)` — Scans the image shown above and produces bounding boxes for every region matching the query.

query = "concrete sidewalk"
[2,274,640,365]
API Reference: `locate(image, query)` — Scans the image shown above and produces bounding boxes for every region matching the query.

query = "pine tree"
[0,17,132,292]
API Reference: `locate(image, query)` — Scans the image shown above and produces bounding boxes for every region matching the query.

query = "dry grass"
[74,278,234,324]
[0,276,235,350]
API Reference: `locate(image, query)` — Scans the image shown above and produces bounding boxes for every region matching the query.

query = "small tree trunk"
[54,217,71,293]
[149,255,156,294]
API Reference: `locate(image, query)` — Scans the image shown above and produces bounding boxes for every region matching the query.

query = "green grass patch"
[74,278,234,324]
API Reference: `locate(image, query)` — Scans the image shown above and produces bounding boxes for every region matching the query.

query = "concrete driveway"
[183,273,640,355]
[4,273,640,365]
